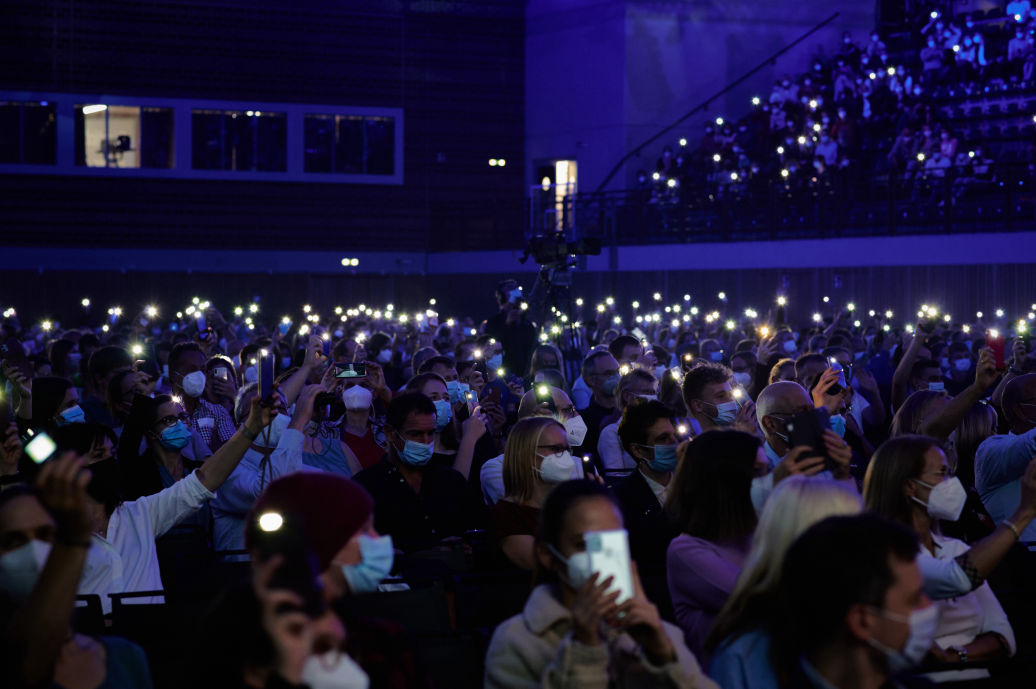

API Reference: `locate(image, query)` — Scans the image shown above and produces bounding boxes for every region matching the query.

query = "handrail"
[594,11,841,194]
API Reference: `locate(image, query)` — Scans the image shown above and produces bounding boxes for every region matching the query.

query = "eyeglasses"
[155,413,189,428]
[537,443,571,455]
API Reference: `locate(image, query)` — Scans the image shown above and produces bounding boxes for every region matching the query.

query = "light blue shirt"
[571,375,592,410]
[975,427,1036,541]
[708,628,777,689]
[211,429,306,552]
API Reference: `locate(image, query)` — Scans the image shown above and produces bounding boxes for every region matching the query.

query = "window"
[74,104,174,168]
[0,100,56,164]
[192,109,287,171]
[304,114,395,175]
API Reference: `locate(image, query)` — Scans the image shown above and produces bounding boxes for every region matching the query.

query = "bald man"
[478,386,586,504]
[976,373,1036,540]
[752,381,856,511]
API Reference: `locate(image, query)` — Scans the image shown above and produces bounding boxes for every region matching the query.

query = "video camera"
[520,234,601,268]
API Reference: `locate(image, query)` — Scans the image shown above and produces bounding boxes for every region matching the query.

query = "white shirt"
[79,470,214,614]
[571,376,592,410]
[924,534,1016,682]
[597,422,637,472]
[480,452,584,506]
[211,429,306,552]
[848,393,870,430]
[640,468,668,506]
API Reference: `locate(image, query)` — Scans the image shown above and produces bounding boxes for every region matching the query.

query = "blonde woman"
[705,477,862,689]
[490,416,573,570]
[597,369,659,472]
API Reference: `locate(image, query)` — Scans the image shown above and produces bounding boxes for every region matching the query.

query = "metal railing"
[552,161,1036,245]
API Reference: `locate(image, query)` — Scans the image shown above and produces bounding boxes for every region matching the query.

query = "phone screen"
[335,363,367,379]
[214,367,229,381]
[25,432,57,464]
[585,529,634,605]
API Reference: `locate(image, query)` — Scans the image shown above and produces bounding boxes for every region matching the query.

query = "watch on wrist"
[950,645,968,663]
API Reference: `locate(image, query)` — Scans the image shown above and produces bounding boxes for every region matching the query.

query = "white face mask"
[342,385,373,411]
[376,349,393,364]
[536,451,576,483]
[301,651,370,689]
[867,604,940,673]
[547,544,594,590]
[563,415,588,447]
[181,370,207,398]
[953,358,971,372]
[258,414,292,449]
[911,476,967,522]
[0,540,51,601]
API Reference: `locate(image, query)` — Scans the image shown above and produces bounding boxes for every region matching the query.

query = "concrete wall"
[527,0,875,193]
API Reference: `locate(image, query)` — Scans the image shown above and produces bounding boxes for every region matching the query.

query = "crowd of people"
[1,277,1035,689]
[637,3,1036,216]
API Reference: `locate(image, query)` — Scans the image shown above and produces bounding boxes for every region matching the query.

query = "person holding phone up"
[485,480,716,689]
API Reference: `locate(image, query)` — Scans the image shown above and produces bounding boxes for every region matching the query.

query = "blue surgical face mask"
[829,414,847,439]
[639,443,679,473]
[56,405,86,426]
[486,353,503,370]
[709,350,724,362]
[433,399,452,431]
[601,374,620,396]
[705,400,738,426]
[446,380,462,404]
[281,356,292,369]
[953,358,971,372]
[928,382,945,393]
[159,420,192,450]
[396,432,434,466]
[341,534,395,594]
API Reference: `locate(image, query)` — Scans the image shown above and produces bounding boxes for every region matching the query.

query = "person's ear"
[845,602,877,643]
[903,477,921,501]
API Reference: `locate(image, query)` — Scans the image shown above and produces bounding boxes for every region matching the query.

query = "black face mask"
[87,457,123,510]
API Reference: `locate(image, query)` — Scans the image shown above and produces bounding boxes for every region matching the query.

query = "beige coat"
[484,584,719,689]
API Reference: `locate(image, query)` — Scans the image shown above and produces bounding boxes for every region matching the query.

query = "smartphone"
[252,513,326,617]
[584,529,635,605]
[480,385,502,408]
[918,317,937,334]
[826,358,847,396]
[581,455,596,477]
[335,363,367,379]
[785,407,835,472]
[24,430,57,464]
[464,389,479,414]
[213,367,229,381]
[0,395,10,429]
[321,334,332,357]
[535,383,557,414]
[279,320,291,336]
[258,352,275,403]
[988,330,1006,370]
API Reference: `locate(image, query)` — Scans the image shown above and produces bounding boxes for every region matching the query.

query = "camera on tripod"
[520,234,601,269]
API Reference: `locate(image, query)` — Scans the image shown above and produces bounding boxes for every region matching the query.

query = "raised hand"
[773,446,826,484]
[571,572,622,647]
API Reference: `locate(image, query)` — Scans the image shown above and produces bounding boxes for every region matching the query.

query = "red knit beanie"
[245,472,374,570]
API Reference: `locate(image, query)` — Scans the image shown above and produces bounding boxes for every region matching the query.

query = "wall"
[527,0,875,193]
[0,0,526,251]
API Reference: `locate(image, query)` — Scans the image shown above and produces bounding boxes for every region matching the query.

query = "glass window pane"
[105,105,140,168]
[0,103,19,163]
[77,104,109,167]
[335,115,364,174]
[22,102,56,165]
[304,114,333,173]
[225,111,254,171]
[365,116,394,175]
[256,112,286,172]
[192,110,223,170]
[140,107,174,169]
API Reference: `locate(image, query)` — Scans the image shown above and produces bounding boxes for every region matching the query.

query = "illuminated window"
[0,100,56,164]
[74,104,174,168]
[192,109,286,171]
[304,114,395,175]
